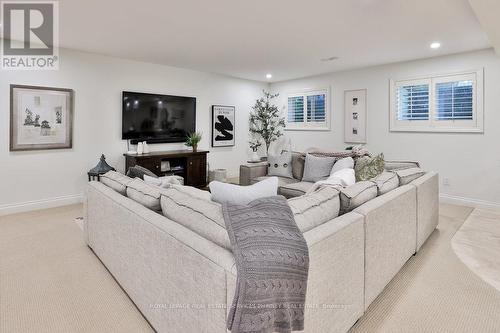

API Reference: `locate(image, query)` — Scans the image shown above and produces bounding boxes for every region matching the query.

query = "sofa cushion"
[292,152,305,180]
[384,161,420,171]
[339,181,378,213]
[279,181,315,198]
[251,176,298,187]
[100,171,132,195]
[160,185,231,250]
[126,165,158,180]
[288,187,340,232]
[302,154,336,182]
[267,151,293,178]
[372,171,399,195]
[210,177,278,205]
[396,167,426,185]
[355,153,385,181]
[126,178,162,211]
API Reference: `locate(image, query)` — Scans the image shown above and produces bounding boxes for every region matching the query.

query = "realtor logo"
[1,1,59,70]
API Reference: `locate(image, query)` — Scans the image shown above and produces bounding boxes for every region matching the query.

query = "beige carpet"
[1,203,500,333]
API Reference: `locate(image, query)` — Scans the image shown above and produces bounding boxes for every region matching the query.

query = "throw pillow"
[209,176,278,205]
[396,167,426,185]
[144,174,182,188]
[267,151,293,178]
[100,171,132,195]
[354,153,385,181]
[302,154,336,183]
[126,165,158,180]
[291,152,305,180]
[339,181,378,214]
[330,157,355,175]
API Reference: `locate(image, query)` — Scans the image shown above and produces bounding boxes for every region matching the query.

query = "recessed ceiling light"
[321,56,339,62]
[430,42,441,49]
[266,73,272,79]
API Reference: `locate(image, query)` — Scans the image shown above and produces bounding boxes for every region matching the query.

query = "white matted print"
[344,89,367,143]
[212,105,235,147]
[10,85,73,151]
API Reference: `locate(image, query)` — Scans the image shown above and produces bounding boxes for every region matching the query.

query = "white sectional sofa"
[84,165,438,333]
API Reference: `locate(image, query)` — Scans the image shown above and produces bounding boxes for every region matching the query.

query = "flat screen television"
[122,91,196,143]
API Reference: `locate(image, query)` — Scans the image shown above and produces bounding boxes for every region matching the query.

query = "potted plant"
[185,131,202,152]
[248,139,262,162]
[249,90,285,155]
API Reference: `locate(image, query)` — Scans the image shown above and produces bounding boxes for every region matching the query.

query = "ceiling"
[55,0,491,81]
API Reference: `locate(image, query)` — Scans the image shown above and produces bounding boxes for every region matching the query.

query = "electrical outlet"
[443,178,450,186]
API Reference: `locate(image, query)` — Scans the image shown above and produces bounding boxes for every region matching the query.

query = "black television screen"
[122,91,196,143]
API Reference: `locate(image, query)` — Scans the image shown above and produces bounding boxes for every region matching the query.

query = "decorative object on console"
[344,89,367,144]
[185,131,202,152]
[137,142,144,154]
[142,141,150,154]
[249,91,285,154]
[212,105,235,147]
[355,153,385,181]
[210,176,278,205]
[10,85,73,151]
[88,154,116,181]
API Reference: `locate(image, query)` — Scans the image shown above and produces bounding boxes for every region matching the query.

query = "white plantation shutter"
[390,69,483,133]
[307,94,326,122]
[435,80,473,120]
[287,96,304,123]
[286,89,329,130]
[397,84,429,120]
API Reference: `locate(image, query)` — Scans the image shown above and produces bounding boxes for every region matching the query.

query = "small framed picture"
[212,105,235,147]
[10,85,74,151]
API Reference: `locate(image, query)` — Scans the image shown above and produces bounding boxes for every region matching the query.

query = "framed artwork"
[344,89,367,143]
[212,105,235,147]
[10,85,74,151]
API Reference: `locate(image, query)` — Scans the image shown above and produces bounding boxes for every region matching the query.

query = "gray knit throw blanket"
[223,196,309,333]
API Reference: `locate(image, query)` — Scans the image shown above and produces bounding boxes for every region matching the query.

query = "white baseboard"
[0,194,83,216]
[440,194,500,211]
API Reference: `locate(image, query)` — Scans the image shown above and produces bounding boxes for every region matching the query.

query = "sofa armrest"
[239,162,268,185]
[302,212,365,333]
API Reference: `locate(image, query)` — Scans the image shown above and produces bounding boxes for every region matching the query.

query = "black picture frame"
[211,105,235,147]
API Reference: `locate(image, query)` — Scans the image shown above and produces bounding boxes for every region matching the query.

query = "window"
[286,89,329,130]
[390,70,483,132]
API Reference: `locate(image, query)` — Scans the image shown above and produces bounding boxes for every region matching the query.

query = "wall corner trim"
[440,194,500,211]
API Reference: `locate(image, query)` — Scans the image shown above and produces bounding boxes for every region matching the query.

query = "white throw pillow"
[330,157,354,175]
[210,177,279,205]
[329,168,356,187]
[267,151,293,178]
[144,174,182,188]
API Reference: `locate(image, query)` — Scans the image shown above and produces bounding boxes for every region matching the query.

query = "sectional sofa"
[84,159,438,333]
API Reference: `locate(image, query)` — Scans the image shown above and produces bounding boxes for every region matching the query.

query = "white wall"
[0,48,267,214]
[271,49,500,207]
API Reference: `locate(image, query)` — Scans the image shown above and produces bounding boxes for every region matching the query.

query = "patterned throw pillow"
[355,153,385,181]
[267,151,293,178]
[126,165,157,180]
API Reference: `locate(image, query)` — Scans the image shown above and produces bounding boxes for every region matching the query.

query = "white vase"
[250,151,260,162]
[143,141,150,154]
[137,142,144,155]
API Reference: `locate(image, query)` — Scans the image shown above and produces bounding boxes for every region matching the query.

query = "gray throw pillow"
[126,165,158,180]
[267,152,293,178]
[302,154,336,183]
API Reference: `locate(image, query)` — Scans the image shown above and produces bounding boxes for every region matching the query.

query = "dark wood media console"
[124,150,208,188]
